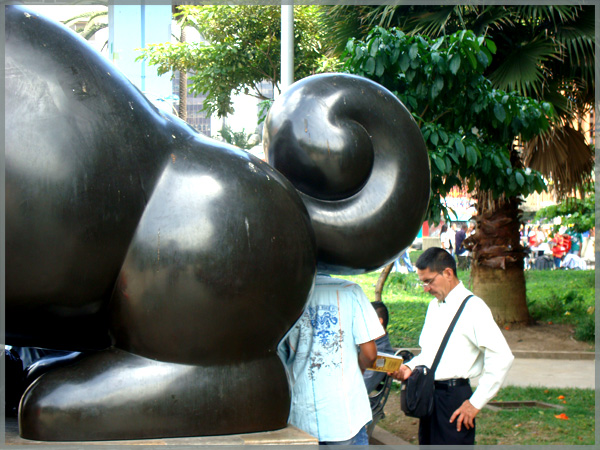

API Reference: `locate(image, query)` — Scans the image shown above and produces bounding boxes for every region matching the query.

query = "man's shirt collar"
[438,281,468,305]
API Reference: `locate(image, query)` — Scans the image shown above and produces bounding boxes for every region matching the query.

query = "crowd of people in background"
[427,221,594,271]
[522,224,594,270]
[430,222,476,270]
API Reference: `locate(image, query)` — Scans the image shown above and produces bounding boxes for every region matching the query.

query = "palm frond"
[511,5,580,27]
[523,125,594,198]
[404,6,461,36]
[471,6,513,36]
[82,14,107,34]
[539,88,573,122]
[81,22,106,41]
[488,37,558,97]
[319,5,373,56]
[554,11,595,80]
[62,9,107,26]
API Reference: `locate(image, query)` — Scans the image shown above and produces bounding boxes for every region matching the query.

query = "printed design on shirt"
[308,305,338,345]
[307,329,344,380]
[301,305,343,380]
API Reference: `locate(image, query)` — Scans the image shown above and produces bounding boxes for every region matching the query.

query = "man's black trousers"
[418,383,475,445]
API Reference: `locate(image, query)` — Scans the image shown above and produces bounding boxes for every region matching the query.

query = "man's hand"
[389,364,412,381]
[449,399,480,431]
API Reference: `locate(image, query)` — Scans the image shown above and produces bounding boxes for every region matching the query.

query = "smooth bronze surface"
[20,349,290,441]
[264,73,430,274]
[6,6,315,440]
[5,5,429,442]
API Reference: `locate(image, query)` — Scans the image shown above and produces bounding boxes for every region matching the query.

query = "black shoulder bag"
[400,294,473,418]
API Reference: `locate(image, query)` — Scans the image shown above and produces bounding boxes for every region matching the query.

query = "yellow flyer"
[367,352,403,372]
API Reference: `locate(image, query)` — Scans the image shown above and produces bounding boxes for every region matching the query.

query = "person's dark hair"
[416,247,457,277]
[370,301,389,329]
[441,224,448,233]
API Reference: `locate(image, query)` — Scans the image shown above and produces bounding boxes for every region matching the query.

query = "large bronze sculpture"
[5,5,430,441]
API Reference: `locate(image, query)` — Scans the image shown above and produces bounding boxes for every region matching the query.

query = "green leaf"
[493,154,503,168]
[438,129,448,143]
[433,155,446,172]
[485,38,497,54]
[476,50,489,67]
[422,128,431,141]
[365,57,376,75]
[449,54,461,75]
[493,103,506,122]
[444,156,452,170]
[370,37,381,57]
[356,46,364,59]
[399,53,410,72]
[466,146,478,166]
[409,43,419,60]
[465,48,477,69]
[431,77,444,99]
[430,131,439,146]
[455,140,465,157]
[515,171,525,186]
[482,158,491,174]
[541,102,553,115]
[407,95,418,110]
[375,56,385,77]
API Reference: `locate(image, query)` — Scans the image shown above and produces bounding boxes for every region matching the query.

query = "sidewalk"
[403,348,596,390]
[473,357,595,390]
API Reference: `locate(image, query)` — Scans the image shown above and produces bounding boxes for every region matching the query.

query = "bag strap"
[430,294,473,373]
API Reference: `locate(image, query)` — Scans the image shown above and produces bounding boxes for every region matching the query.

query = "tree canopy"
[535,187,595,233]
[138,5,336,118]
[323,5,595,198]
[342,27,552,223]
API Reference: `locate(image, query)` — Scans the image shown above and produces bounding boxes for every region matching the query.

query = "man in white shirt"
[391,247,513,445]
[279,275,385,445]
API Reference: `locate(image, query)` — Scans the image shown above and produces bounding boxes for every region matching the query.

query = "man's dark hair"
[416,247,457,277]
[370,301,389,329]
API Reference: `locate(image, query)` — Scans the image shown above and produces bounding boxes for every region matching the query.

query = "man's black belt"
[434,378,470,389]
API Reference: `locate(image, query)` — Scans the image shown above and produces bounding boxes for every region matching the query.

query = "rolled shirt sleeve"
[468,300,514,409]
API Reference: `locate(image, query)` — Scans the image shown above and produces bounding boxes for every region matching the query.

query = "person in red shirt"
[551,234,567,269]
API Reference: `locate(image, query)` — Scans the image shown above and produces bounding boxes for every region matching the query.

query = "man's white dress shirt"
[406,282,514,410]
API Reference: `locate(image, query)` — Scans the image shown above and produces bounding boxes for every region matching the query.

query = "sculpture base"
[19,349,291,441]
[5,417,317,445]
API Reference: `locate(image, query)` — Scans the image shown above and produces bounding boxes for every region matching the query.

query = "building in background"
[27,5,267,143]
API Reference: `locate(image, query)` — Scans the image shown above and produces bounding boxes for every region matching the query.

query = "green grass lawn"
[381,384,595,445]
[475,386,596,445]
[341,254,595,348]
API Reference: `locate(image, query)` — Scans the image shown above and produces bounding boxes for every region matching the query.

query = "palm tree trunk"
[465,192,532,325]
[178,26,187,121]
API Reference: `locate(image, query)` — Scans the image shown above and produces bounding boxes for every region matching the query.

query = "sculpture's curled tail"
[264,74,431,274]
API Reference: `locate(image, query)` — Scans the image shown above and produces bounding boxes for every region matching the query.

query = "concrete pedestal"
[4,417,318,446]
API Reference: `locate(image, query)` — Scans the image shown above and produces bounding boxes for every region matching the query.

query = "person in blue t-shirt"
[279,275,385,445]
